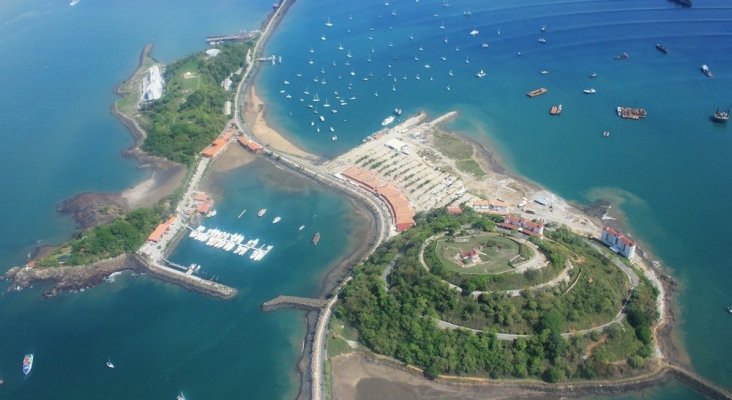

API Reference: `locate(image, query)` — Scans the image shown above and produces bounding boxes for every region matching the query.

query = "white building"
[385,139,407,152]
[141,65,164,102]
[601,227,637,258]
[471,199,510,215]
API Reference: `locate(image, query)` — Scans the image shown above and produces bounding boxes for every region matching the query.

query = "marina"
[188,226,274,261]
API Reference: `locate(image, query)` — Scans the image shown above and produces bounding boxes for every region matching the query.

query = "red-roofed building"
[601,226,636,258]
[341,166,415,232]
[447,206,463,215]
[498,215,544,237]
[461,248,480,263]
[238,136,264,153]
[147,215,177,243]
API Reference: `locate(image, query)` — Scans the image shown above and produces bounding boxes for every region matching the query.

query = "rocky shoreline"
[2,254,143,298]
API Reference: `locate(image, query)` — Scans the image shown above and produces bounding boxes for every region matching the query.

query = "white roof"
[385,139,407,151]
[205,48,221,57]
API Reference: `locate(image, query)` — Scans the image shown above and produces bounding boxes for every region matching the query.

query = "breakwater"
[135,254,237,300]
[261,295,327,312]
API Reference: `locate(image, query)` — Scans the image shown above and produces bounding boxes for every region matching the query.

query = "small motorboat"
[602,131,610,137]
[106,360,115,369]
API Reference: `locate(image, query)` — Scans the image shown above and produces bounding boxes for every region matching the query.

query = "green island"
[335,207,659,381]
[36,42,252,267]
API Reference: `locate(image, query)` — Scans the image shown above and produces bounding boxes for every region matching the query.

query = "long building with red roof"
[147,215,177,243]
[340,166,415,232]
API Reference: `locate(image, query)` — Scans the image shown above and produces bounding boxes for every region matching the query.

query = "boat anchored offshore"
[177,392,186,400]
[272,216,281,224]
[712,108,729,123]
[701,64,713,78]
[617,106,647,120]
[394,108,403,116]
[475,69,487,78]
[312,232,321,245]
[257,208,267,217]
[614,52,630,60]
[583,88,597,94]
[299,225,306,231]
[550,104,562,115]
[382,115,396,126]
[23,354,34,376]
[602,130,610,137]
[106,360,115,368]
[656,43,668,54]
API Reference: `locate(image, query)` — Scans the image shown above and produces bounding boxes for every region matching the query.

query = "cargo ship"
[550,104,562,115]
[23,354,33,376]
[617,107,647,120]
[701,64,713,78]
[312,232,320,245]
[526,88,548,97]
[655,43,669,54]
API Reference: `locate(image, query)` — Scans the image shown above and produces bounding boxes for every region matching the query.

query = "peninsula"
[2,1,729,399]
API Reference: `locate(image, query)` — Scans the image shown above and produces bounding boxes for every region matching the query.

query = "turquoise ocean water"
[0,0,729,399]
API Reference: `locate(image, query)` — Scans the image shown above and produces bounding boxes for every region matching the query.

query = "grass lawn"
[456,159,486,177]
[433,131,473,160]
[434,235,519,274]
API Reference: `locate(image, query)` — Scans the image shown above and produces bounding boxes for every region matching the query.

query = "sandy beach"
[245,86,320,161]
[121,165,186,209]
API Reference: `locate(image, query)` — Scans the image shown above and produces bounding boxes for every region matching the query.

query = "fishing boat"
[475,69,487,78]
[550,104,563,115]
[701,64,713,78]
[602,131,610,137]
[583,88,597,94]
[23,354,33,376]
[656,43,669,54]
[272,217,281,224]
[712,108,729,123]
[614,52,630,60]
[312,232,321,245]
[106,360,115,369]
[257,208,267,217]
[382,115,396,126]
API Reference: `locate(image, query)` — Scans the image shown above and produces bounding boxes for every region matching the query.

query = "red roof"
[147,215,177,243]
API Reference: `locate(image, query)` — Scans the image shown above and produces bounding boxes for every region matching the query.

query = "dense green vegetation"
[336,209,658,381]
[37,206,166,267]
[141,43,251,165]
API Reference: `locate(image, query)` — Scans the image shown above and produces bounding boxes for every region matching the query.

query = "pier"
[261,295,328,312]
[135,255,237,300]
[205,30,260,45]
[256,55,277,64]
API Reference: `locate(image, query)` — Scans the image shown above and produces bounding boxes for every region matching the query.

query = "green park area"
[336,208,658,381]
[434,234,521,274]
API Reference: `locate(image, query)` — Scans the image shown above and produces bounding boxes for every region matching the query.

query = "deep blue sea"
[0,0,730,399]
